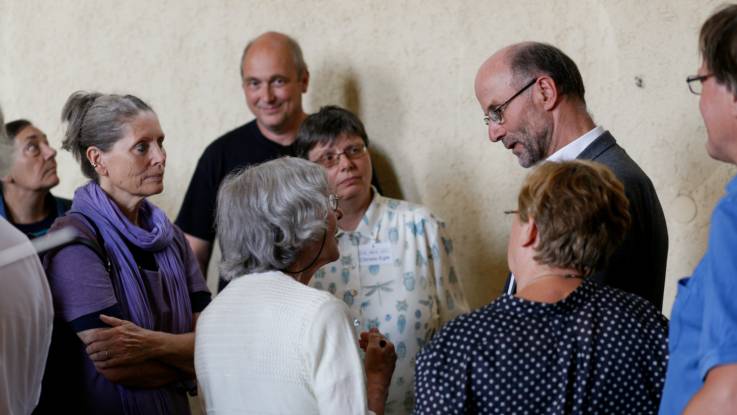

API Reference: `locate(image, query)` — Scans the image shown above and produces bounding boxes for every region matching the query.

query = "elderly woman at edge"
[414,161,669,414]
[195,157,396,415]
[0,105,54,415]
[293,105,469,414]
[39,91,210,414]
[1,119,71,239]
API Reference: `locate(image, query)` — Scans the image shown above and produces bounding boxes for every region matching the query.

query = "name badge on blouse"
[358,242,393,266]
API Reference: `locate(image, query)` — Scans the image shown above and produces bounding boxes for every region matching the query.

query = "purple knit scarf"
[71,181,192,414]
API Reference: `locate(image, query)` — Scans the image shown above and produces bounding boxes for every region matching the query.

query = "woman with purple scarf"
[37,91,210,415]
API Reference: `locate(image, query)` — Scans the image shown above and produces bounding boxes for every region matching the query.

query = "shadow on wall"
[306,61,404,200]
[308,59,506,306]
[370,149,402,200]
[673,118,737,259]
[425,145,513,304]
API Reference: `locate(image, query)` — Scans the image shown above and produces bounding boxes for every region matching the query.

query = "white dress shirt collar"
[506,125,604,296]
[546,126,605,162]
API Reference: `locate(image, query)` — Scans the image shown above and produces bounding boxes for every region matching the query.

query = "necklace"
[516,272,583,302]
[285,229,327,276]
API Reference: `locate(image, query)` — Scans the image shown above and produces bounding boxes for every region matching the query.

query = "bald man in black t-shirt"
[176,32,309,290]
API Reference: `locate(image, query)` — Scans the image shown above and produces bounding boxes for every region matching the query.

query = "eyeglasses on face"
[483,78,538,126]
[314,143,368,168]
[686,74,712,95]
[328,193,341,211]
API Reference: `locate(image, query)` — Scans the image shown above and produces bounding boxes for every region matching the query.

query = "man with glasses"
[660,5,737,414]
[293,105,468,415]
[176,31,309,290]
[475,42,668,309]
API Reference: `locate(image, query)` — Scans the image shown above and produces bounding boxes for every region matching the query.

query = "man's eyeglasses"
[687,74,712,95]
[483,78,537,126]
[313,143,368,168]
[328,193,341,211]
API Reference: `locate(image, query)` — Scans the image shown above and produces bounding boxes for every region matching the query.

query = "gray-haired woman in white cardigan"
[194,157,396,415]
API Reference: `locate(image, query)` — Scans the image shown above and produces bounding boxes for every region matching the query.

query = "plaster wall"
[2,0,733,318]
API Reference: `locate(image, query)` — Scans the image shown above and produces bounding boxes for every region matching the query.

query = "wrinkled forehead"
[475,58,517,110]
[125,111,163,138]
[14,125,47,143]
[242,42,298,79]
[474,47,514,101]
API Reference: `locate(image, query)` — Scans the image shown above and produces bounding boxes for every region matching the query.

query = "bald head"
[474,42,592,167]
[474,45,519,114]
[477,42,585,102]
[239,31,309,138]
[240,31,307,80]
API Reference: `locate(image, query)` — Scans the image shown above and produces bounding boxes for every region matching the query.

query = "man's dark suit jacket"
[503,131,669,309]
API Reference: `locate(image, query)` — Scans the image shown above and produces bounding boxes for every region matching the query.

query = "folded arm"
[79,313,200,384]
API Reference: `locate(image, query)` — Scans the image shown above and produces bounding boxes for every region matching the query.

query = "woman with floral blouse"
[294,105,469,414]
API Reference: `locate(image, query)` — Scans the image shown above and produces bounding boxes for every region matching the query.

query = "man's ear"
[300,69,310,93]
[536,76,559,111]
[520,216,538,247]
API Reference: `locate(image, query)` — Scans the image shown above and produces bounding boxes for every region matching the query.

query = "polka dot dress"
[413,279,668,414]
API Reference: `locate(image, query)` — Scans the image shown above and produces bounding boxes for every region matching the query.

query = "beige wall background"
[2,0,735,316]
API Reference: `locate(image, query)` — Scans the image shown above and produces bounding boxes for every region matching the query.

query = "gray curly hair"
[216,157,330,280]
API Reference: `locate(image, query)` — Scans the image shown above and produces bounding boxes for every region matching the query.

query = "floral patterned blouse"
[310,191,469,414]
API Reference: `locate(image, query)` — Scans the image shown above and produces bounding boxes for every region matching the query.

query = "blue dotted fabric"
[414,280,668,415]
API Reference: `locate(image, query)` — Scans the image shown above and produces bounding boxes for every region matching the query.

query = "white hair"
[216,157,330,280]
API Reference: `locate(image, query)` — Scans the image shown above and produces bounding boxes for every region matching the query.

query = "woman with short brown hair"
[414,160,669,414]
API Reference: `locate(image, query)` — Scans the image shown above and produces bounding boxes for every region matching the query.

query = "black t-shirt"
[13,214,57,239]
[175,120,293,242]
[0,190,72,239]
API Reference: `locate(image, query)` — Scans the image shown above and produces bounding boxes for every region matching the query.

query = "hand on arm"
[684,364,737,414]
[81,313,198,380]
[78,327,180,387]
